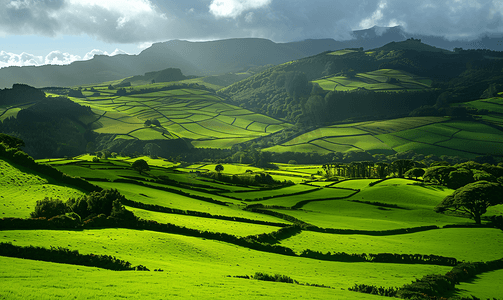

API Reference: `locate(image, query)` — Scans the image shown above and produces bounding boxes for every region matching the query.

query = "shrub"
[31,198,69,218]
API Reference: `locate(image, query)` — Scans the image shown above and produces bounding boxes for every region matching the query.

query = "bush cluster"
[245,225,302,244]
[30,189,137,227]
[348,284,398,297]
[397,258,503,299]
[299,249,457,266]
[0,242,147,271]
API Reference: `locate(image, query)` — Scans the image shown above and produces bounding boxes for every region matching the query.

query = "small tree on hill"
[132,159,150,175]
[405,168,425,180]
[434,180,503,225]
[215,164,224,173]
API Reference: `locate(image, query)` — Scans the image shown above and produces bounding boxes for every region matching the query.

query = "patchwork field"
[265,116,503,157]
[1,156,503,299]
[48,84,291,149]
[313,69,432,92]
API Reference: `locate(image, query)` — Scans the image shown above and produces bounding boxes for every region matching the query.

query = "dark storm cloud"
[1,0,502,43]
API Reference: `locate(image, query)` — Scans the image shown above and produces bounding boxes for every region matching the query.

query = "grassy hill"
[313,69,432,92]
[1,153,503,299]
[264,116,503,158]
[64,84,291,149]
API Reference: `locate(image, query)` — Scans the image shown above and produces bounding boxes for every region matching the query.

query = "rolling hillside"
[1,150,503,299]
[264,116,503,158]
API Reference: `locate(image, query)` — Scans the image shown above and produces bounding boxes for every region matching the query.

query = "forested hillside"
[219,39,503,127]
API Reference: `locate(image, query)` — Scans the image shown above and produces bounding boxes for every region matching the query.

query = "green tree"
[434,181,503,225]
[132,159,150,175]
[405,168,425,180]
[445,168,473,189]
[424,166,456,185]
[0,133,25,149]
[392,159,415,178]
[31,198,69,218]
[215,164,224,173]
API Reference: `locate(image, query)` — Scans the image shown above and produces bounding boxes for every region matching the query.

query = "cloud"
[209,0,271,18]
[1,0,503,46]
[44,50,81,65]
[0,48,129,68]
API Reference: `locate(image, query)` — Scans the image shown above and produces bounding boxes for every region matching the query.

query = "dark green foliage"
[31,198,69,219]
[68,89,84,98]
[246,225,302,244]
[0,133,25,149]
[405,168,425,179]
[252,272,296,284]
[29,189,135,225]
[348,284,398,297]
[132,159,150,174]
[0,242,144,271]
[143,143,161,158]
[435,180,503,224]
[203,171,285,187]
[1,97,95,158]
[446,168,474,189]
[392,159,415,178]
[397,258,503,299]
[120,68,187,85]
[424,166,457,185]
[214,164,224,173]
[0,84,45,106]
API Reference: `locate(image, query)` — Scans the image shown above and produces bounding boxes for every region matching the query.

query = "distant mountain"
[1,26,503,88]
[345,25,503,52]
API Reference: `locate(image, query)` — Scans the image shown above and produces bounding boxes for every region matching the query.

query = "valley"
[1,37,503,300]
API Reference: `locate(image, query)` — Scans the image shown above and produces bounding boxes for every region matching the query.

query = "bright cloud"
[0,0,502,51]
[209,0,271,18]
[0,48,129,68]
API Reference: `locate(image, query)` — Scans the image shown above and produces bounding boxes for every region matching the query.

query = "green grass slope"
[57,84,291,149]
[0,229,450,299]
[265,116,503,158]
[313,69,432,92]
[0,159,85,218]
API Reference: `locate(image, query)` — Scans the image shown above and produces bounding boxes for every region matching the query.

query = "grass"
[455,269,503,299]
[64,85,291,149]
[127,206,282,236]
[313,69,432,92]
[92,181,288,223]
[264,116,501,158]
[281,228,503,262]
[0,159,85,218]
[0,229,452,297]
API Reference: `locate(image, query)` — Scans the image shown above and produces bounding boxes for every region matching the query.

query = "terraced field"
[463,96,503,128]
[52,85,291,149]
[265,116,503,158]
[313,69,432,92]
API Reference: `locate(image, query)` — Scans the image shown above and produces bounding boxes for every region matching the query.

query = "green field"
[265,116,502,157]
[0,160,85,218]
[2,156,502,299]
[46,85,291,149]
[0,229,451,299]
[281,228,503,262]
[313,69,432,92]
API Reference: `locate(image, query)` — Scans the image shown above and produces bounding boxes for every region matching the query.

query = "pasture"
[313,69,432,92]
[1,156,502,299]
[265,116,502,158]
[48,85,291,149]
[0,160,85,218]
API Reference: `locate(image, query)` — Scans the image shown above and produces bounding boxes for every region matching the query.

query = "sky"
[1,0,503,68]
